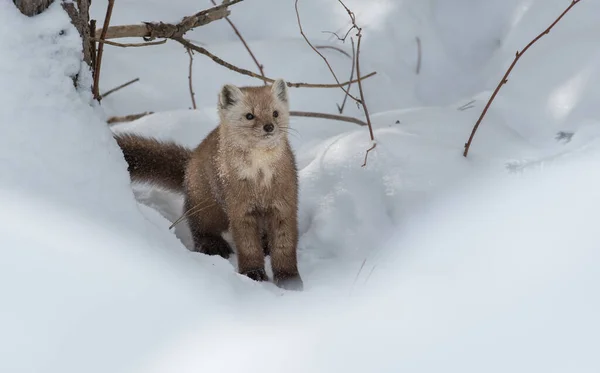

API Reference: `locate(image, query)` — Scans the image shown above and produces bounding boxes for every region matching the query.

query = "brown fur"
[114,134,191,192]
[114,79,302,290]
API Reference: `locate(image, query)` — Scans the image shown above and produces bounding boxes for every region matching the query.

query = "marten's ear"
[219,84,244,109]
[271,79,288,104]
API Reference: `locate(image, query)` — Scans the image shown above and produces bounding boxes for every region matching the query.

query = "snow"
[2,0,600,372]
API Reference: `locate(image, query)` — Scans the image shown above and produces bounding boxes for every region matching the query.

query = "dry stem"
[101,77,139,98]
[94,0,115,101]
[210,0,266,84]
[174,37,376,88]
[315,45,352,59]
[355,34,373,140]
[415,36,422,75]
[334,0,376,167]
[295,0,361,103]
[290,111,366,126]
[463,0,582,157]
[95,39,167,48]
[90,20,97,77]
[337,38,355,114]
[186,48,197,109]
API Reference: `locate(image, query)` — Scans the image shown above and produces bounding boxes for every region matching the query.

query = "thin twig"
[94,0,115,101]
[315,45,352,59]
[356,38,376,165]
[101,77,140,98]
[95,38,167,48]
[169,199,216,230]
[363,265,377,285]
[322,28,356,43]
[210,0,266,85]
[90,20,97,79]
[290,111,366,126]
[337,1,376,167]
[295,0,361,103]
[463,0,582,157]
[97,0,243,39]
[337,38,355,114]
[107,111,154,124]
[457,99,475,111]
[349,258,367,295]
[415,36,422,75]
[186,48,197,110]
[174,37,377,88]
[362,143,376,167]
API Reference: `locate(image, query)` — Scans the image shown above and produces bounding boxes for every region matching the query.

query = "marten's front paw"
[274,273,304,291]
[197,236,233,259]
[242,268,268,282]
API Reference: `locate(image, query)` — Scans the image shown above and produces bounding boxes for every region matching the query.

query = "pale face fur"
[218,79,290,150]
[217,79,290,185]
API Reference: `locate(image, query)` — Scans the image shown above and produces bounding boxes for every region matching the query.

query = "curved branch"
[210,0,266,84]
[295,0,361,103]
[463,0,583,157]
[290,111,366,126]
[174,37,376,89]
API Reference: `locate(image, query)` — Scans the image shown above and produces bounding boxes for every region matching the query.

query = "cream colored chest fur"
[234,146,283,186]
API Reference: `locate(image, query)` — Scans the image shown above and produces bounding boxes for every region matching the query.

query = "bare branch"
[290,111,366,126]
[95,38,167,48]
[97,0,243,39]
[349,258,367,295]
[463,0,583,157]
[94,0,115,101]
[107,112,154,124]
[315,45,352,59]
[295,0,361,103]
[362,142,376,167]
[174,37,376,88]
[90,19,97,77]
[356,32,376,167]
[457,100,475,111]
[210,0,266,84]
[186,48,197,110]
[337,38,355,114]
[333,0,376,166]
[321,28,356,43]
[101,77,139,99]
[415,36,422,75]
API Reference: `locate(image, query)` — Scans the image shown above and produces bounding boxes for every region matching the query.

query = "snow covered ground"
[1,0,600,372]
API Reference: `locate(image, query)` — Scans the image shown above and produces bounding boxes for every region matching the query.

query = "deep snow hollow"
[1,0,600,372]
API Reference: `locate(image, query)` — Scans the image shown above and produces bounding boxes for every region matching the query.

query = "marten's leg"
[266,203,303,291]
[184,196,232,258]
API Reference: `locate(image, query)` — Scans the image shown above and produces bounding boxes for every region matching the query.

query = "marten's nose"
[263,123,274,133]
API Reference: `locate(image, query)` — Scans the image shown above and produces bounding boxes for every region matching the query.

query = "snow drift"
[1,0,600,372]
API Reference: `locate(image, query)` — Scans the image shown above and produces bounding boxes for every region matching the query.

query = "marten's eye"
[245,113,254,120]
[273,110,279,118]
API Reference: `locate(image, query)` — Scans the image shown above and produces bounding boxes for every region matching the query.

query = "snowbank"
[120,136,600,373]
[2,0,600,372]
[0,4,270,373]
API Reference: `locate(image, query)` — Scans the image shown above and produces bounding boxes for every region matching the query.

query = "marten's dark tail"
[114,133,192,193]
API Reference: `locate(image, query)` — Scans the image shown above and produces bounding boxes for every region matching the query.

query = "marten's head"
[218,79,290,148]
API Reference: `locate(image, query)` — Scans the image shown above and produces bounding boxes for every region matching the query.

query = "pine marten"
[114,79,303,290]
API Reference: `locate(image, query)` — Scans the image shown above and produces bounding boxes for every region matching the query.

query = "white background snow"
[1,0,599,372]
